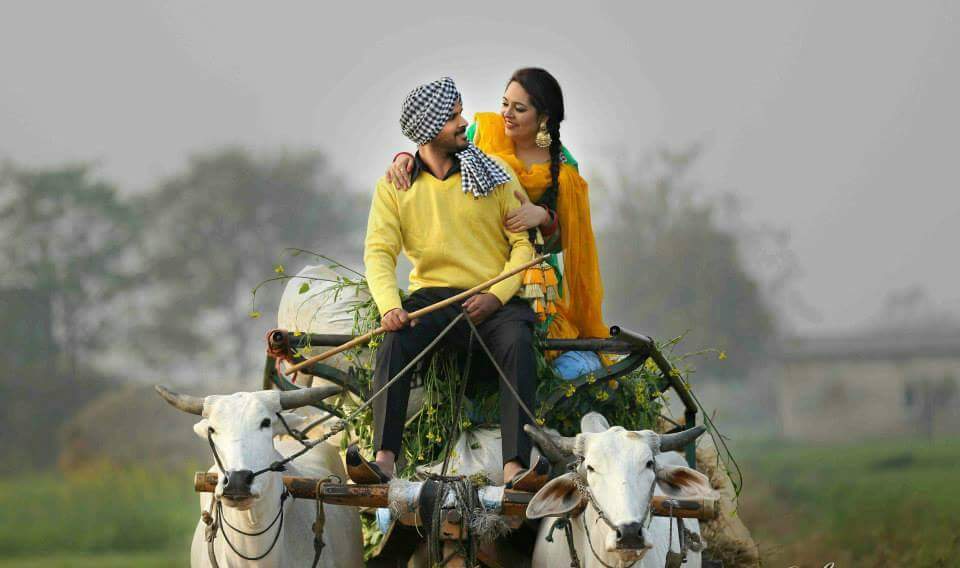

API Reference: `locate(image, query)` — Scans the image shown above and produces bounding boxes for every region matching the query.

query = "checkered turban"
[399,77,512,198]
[400,77,460,145]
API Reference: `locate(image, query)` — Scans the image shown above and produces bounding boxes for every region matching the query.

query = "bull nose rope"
[559,455,661,568]
[202,488,289,567]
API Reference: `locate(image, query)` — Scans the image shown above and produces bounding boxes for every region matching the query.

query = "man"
[352,77,545,489]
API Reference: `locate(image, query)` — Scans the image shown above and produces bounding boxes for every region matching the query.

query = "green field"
[0,552,180,567]
[737,436,960,567]
[0,464,197,566]
[2,439,959,567]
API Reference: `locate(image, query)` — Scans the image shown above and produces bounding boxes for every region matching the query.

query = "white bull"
[157,385,364,568]
[525,413,716,568]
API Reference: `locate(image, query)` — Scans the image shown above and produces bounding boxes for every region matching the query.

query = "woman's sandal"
[504,454,551,493]
[346,444,392,484]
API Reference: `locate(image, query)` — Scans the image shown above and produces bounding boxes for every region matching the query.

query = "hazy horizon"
[2,1,958,335]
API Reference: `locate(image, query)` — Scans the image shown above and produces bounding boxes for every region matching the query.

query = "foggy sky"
[1,1,957,334]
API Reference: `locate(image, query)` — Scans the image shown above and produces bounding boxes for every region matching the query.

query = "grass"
[0,464,198,565]
[3,440,959,566]
[735,436,960,567]
[0,551,182,567]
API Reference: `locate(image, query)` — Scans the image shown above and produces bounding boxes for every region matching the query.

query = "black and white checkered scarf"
[400,77,512,198]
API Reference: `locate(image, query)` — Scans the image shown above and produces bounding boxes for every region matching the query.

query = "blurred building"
[778,332,960,441]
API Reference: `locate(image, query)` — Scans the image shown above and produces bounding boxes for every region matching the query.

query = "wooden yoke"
[193,472,719,524]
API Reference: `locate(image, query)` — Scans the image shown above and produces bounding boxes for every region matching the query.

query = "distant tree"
[134,147,365,378]
[0,162,139,372]
[870,285,960,333]
[597,147,779,379]
[0,162,135,472]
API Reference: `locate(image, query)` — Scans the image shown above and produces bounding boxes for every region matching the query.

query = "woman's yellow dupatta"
[473,112,608,340]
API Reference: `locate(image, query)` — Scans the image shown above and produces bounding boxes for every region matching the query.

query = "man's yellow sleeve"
[488,175,535,304]
[363,179,403,315]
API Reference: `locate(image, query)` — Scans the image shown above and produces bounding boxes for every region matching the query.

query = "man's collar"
[411,151,461,182]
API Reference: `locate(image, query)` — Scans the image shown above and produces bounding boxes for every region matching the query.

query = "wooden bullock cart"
[194,325,716,567]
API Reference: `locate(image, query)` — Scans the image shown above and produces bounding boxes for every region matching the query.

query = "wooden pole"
[193,472,718,521]
[282,255,548,375]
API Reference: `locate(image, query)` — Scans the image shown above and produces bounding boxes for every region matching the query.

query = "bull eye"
[260,418,271,429]
[646,460,655,469]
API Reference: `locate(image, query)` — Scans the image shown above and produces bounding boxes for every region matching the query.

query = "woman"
[386,68,607,376]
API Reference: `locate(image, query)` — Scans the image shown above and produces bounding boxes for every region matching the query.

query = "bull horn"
[658,425,706,453]
[278,385,343,410]
[155,385,205,415]
[524,424,576,464]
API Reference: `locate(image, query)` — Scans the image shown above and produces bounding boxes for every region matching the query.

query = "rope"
[579,513,619,568]
[275,411,306,443]
[427,477,447,565]
[218,491,288,536]
[546,517,581,568]
[242,312,468,478]
[569,459,618,533]
[309,478,331,568]
[441,317,474,477]
[462,315,540,425]
[202,495,220,568]
[207,429,227,476]
[214,490,289,562]
[425,475,482,567]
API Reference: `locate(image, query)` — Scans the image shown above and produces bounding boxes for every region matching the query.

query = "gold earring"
[535,121,552,148]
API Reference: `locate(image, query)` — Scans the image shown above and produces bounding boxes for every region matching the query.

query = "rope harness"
[572,456,639,568]
[203,403,341,567]
[200,486,289,567]
[547,455,698,568]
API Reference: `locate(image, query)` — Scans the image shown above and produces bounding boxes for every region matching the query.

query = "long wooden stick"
[283,255,548,375]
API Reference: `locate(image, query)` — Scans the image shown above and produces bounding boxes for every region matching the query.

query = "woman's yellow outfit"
[470,112,608,341]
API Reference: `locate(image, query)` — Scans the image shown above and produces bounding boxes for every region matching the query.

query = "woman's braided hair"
[508,68,565,212]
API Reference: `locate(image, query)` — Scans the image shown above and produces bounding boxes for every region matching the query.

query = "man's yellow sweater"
[363,156,534,316]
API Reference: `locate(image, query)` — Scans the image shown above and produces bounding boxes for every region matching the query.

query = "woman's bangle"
[539,205,559,235]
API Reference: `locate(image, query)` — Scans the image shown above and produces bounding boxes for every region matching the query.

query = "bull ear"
[525,473,583,520]
[193,419,211,440]
[655,465,714,498]
[580,412,610,434]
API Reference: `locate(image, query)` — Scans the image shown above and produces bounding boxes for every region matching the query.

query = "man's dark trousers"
[372,287,537,467]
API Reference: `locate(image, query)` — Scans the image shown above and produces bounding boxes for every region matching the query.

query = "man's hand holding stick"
[282,255,548,375]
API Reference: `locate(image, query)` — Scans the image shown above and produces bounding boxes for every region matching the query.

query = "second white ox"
[157,385,363,568]
[525,413,717,568]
